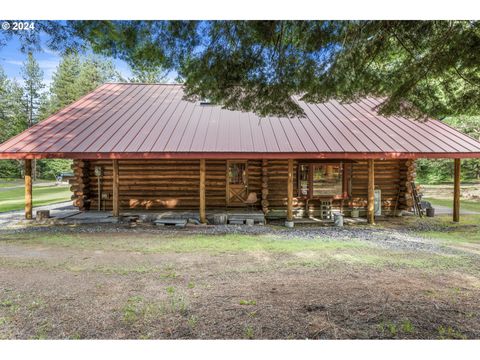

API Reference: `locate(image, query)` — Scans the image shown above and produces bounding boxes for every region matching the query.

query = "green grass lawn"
[1,230,477,276]
[1,232,366,254]
[424,197,480,213]
[0,185,71,212]
[0,179,53,188]
[0,179,23,188]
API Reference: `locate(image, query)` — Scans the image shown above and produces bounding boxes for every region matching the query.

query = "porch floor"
[2,202,402,227]
[36,208,266,225]
[39,209,387,226]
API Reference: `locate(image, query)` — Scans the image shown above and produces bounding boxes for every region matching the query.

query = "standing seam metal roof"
[1,83,479,159]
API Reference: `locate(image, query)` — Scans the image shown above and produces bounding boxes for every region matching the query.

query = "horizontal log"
[71,158,411,213]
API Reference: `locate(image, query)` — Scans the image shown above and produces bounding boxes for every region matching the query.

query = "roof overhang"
[0,152,478,160]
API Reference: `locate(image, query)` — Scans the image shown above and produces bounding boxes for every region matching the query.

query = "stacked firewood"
[70,160,91,210]
[404,159,417,209]
[261,159,269,214]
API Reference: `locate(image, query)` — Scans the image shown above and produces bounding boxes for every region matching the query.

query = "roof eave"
[0,152,478,160]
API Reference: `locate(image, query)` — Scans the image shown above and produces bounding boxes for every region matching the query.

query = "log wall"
[70,158,414,216]
[70,159,262,211]
[264,159,412,218]
[348,159,410,213]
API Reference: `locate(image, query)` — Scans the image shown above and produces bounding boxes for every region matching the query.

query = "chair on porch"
[243,192,258,210]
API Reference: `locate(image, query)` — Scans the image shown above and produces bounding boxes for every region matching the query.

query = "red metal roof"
[1,83,480,160]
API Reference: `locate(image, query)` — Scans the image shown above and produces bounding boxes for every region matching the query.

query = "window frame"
[297,162,351,200]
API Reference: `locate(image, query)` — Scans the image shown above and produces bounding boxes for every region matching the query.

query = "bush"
[0,160,22,178]
[416,159,453,184]
[36,159,73,180]
[417,158,480,184]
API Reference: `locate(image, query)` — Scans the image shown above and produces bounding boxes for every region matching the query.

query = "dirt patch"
[421,183,480,201]
[1,228,479,339]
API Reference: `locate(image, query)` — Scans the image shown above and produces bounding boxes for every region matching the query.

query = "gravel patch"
[1,219,475,258]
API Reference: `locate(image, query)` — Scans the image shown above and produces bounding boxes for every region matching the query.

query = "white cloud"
[4,58,59,75]
[42,47,59,56]
[4,59,23,66]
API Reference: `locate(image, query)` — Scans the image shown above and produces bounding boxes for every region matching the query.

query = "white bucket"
[334,213,344,227]
[285,220,294,228]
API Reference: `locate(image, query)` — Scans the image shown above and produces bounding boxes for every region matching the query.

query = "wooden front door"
[226,161,248,206]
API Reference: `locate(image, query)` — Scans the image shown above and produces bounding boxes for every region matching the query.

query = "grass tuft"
[239,300,257,306]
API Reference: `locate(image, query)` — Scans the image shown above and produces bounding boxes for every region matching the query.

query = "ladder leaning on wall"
[410,181,424,217]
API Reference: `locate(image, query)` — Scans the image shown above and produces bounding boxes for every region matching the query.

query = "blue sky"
[0,30,132,86]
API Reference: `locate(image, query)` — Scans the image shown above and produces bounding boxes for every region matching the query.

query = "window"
[298,164,310,196]
[228,162,246,185]
[297,163,350,198]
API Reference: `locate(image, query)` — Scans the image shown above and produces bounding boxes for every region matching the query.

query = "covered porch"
[21,157,465,226]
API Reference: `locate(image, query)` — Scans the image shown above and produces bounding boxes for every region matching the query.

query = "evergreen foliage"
[1,54,122,179]
[21,53,44,127]
[8,20,477,118]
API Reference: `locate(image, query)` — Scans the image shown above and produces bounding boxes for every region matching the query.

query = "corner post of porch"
[287,159,294,221]
[112,159,120,217]
[199,159,206,223]
[453,158,461,222]
[367,159,375,224]
[24,159,32,219]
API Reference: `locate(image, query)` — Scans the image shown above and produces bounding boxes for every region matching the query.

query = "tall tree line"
[0,53,124,179]
[417,117,480,183]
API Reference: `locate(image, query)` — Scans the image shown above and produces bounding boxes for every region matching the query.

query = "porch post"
[453,158,461,222]
[287,159,294,221]
[24,159,32,220]
[199,159,206,223]
[112,159,120,217]
[367,159,375,224]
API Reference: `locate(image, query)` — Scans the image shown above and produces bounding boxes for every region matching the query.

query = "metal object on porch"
[420,200,435,217]
[285,220,294,228]
[350,208,360,218]
[154,219,188,228]
[334,213,344,227]
[243,192,258,209]
[333,213,343,227]
[36,210,50,221]
[94,166,103,211]
[374,189,382,216]
[229,219,245,225]
[213,214,228,225]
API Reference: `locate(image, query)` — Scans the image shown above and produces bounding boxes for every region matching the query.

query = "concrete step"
[154,219,188,227]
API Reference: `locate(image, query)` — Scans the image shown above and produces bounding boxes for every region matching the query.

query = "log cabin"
[0,83,479,224]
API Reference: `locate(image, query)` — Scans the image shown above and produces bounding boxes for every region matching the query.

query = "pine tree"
[0,67,28,178]
[0,68,9,143]
[129,66,168,84]
[37,55,122,180]
[6,79,29,138]
[48,54,121,115]
[76,56,122,94]
[21,53,45,128]
[49,52,81,113]
[37,92,54,121]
